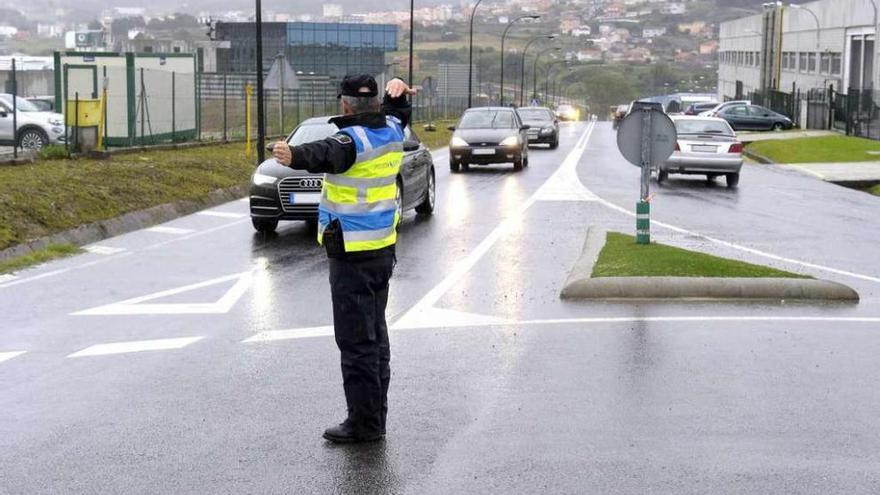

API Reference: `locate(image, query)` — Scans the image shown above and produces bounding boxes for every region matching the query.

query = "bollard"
[636,200,650,245]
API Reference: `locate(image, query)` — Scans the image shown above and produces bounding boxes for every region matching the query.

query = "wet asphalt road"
[2,121,880,494]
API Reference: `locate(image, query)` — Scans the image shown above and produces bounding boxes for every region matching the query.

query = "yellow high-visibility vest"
[318,117,405,253]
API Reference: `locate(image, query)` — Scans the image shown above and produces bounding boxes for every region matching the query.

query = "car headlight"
[450,136,469,147]
[499,135,520,147]
[48,117,64,126]
[541,127,554,134]
[252,173,278,186]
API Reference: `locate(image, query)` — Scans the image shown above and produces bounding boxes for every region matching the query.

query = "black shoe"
[323,420,384,444]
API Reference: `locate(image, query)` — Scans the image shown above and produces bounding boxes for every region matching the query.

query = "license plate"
[472,148,495,155]
[289,192,321,204]
[692,145,718,153]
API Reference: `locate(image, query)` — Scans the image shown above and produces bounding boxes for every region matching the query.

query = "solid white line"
[0,351,26,364]
[85,245,127,255]
[394,122,596,328]
[68,336,203,358]
[243,326,335,343]
[146,226,195,235]
[197,211,247,219]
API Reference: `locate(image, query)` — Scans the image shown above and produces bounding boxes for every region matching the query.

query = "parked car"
[698,100,751,117]
[517,106,559,148]
[556,104,579,121]
[0,93,66,150]
[448,107,530,172]
[684,102,719,115]
[248,116,436,233]
[716,104,793,131]
[657,115,743,188]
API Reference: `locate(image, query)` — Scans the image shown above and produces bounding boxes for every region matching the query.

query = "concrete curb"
[743,149,774,164]
[560,228,860,302]
[0,184,249,263]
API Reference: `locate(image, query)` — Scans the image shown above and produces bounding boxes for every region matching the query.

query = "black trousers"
[328,251,394,435]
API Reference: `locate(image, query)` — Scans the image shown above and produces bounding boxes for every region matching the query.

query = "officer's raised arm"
[382,78,415,129]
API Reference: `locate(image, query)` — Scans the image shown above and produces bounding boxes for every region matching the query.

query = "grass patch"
[747,135,880,163]
[0,244,82,274]
[414,120,454,151]
[592,232,808,279]
[0,143,253,251]
[866,183,880,197]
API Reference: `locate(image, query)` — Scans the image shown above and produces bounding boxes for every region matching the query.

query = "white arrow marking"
[72,271,253,316]
[68,336,203,357]
[391,306,511,331]
[243,326,335,343]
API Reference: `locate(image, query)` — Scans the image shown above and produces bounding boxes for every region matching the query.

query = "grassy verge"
[0,244,83,274]
[866,184,880,197]
[415,120,454,151]
[592,232,808,279]
[747,135,880,163]
[0,143,253,252]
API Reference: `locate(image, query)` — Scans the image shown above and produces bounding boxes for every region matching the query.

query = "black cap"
[338,74,379,99]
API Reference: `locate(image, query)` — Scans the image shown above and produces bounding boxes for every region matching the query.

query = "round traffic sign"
[616,108,677,169]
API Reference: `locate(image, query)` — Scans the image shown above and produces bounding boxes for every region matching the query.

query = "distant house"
[661,3,687,15]
[678,21,707,35]
[571,26,592,37]
[699,40,719,55]
[642,27,667,38]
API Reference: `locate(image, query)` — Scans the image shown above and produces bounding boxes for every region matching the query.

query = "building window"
[799,52,808,72]
[808,52,817,72]
[831,53,842,74]
[820,53,831,74]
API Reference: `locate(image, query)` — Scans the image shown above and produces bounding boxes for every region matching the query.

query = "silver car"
[0,94,66,150]
[657,116,743,188]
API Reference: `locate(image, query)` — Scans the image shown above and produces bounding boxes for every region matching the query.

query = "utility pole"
[467,0,484,108]
[255,0,266,164]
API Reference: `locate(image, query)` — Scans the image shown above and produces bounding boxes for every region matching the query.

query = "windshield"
[518,109,553,121]
[0,95,42,113]
[458,110,516,129]
[287,123,339,145]
[675,119,734,136]
[558,105,573,112]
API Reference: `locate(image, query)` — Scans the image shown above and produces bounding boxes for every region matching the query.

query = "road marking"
[197,211,247,219]
[390,306,511,331]
[85,245,127,255]
[0,274,17,284]
[243,325,335,343]
[786,164,827,180]
[0,351,26,364]
[238,197,250,203]
[146,226,195,235]
[72,271,254,316]
[395,121,596,329]
[68,337,203,358]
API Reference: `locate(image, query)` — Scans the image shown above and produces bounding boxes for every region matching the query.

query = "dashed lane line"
[0,351,26,364]
[146,226,195,235]
[197,211,247,219]
[84,245,127,255]
[67,337,204,358]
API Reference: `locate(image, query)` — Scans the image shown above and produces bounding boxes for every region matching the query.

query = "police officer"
[271,75,414,443]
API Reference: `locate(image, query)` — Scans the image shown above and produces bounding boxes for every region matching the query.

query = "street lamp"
[408,0,415,84]
[520,34,557,106]
[255,0,266,163]
[500,14,540,106]
[467,0,484,108]
[789,4,820,49]
[532,46,561,103]
[545,61,570,106]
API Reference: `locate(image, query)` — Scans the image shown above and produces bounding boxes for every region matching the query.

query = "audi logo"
[297,178,323,188]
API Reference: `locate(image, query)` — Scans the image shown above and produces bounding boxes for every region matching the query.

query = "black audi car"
[249,117,436,233]
[516,106,559,149]
[448,107,530,172]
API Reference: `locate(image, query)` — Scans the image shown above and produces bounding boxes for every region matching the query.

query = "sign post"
[615,103,677,245]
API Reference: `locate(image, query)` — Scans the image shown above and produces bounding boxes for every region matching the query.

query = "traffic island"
[561,228,859,301]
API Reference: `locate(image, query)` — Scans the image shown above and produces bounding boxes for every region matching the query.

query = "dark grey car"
[249,116,436,233]
[517,107,559,149]
[448,107,530,172]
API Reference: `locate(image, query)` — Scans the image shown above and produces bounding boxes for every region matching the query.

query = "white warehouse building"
[718,0,878,100]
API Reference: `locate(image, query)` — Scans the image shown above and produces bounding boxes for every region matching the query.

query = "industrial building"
[718,0,877,99]
[214,21,398,78]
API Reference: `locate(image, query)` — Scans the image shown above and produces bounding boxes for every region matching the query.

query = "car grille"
[278,176,323,213]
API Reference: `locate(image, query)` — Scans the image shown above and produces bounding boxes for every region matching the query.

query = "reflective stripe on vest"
[318,119,404,252]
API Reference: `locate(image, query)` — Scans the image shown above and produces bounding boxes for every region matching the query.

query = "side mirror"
[447,125,456,131]
[403,141,419,152]
[0,112,7,118]
[520,125,530,131]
